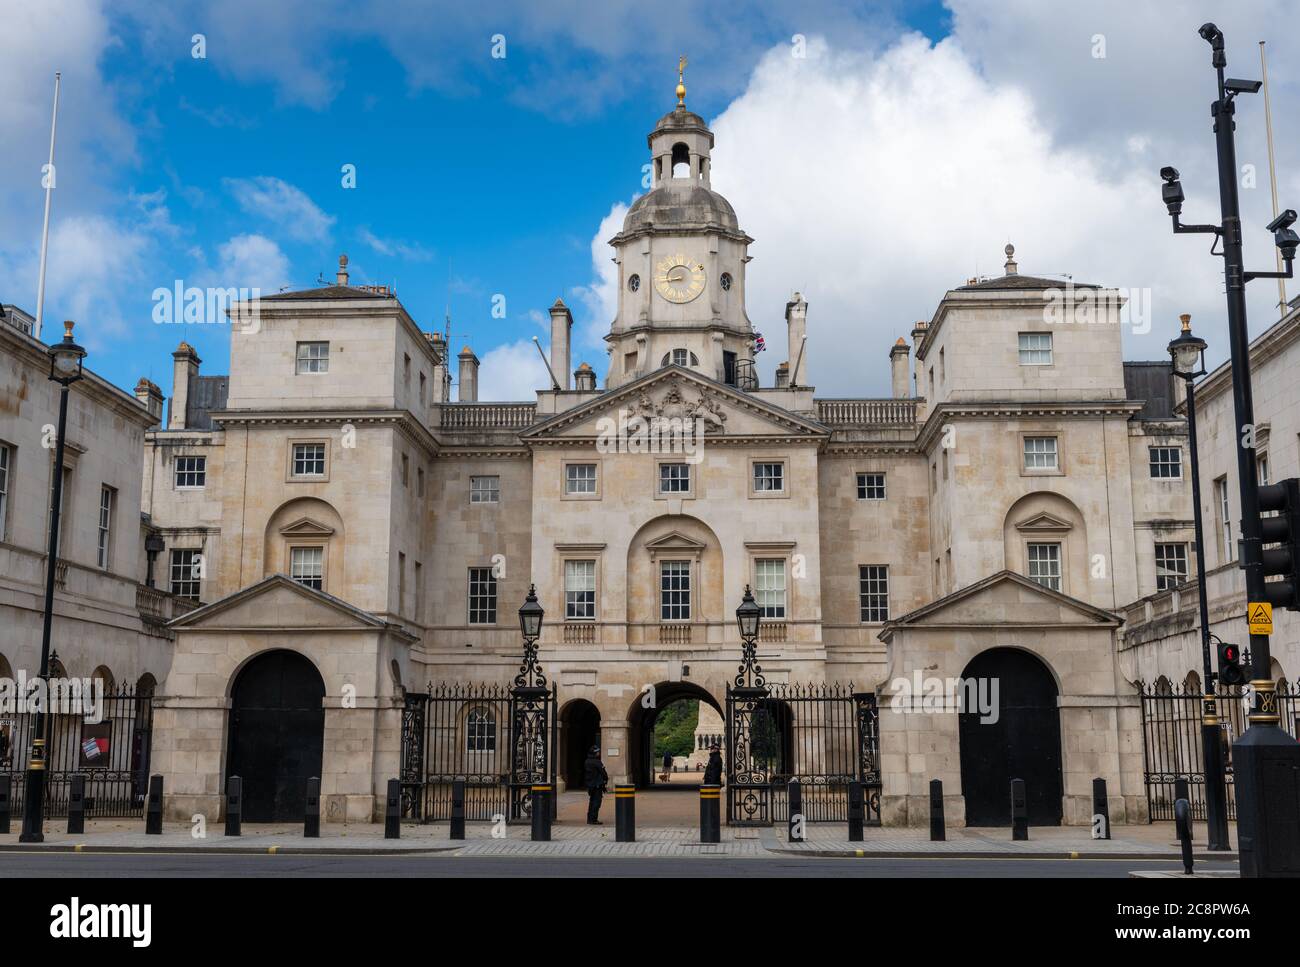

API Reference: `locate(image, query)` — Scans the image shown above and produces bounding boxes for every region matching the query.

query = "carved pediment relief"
[645,531,707,560]
[627,375,728,433]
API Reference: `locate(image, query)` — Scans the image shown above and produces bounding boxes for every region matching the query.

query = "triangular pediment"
[879,570,1120,640]
[521,366,829,443]
[1014,512,1074,533]
[279,516,336,538]
[644,531,708,556]
[168,574,410,637]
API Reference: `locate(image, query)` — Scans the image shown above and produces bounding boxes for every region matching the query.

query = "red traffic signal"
[1218,641,1245,685]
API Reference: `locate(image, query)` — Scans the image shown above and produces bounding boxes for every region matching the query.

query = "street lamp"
[733,585,766,696]
[513,583,546,694]
[1162,23,1300,877]
[144,532,165,589]
[19,320,86,843]
[1167,314,1229,852]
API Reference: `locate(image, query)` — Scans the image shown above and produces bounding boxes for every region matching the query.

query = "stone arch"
[560,698,602,790]
[1002,492,1089,597]
[625,680,723,789]
[262,496,346,595]
[0,652,11,680]
[91,665,115,692]
[625,515,725,630]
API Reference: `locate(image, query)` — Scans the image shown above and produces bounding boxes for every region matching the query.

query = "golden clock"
[654,253,706,304]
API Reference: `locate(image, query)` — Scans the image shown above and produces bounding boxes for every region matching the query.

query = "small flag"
[82,737,108,760]
[754,332,766,353]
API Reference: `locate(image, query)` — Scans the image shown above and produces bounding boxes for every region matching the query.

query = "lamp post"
[144,532,165,589]
[733,585,765,696]
[511,585,550,821]
[1161,23,1300,877]
[1168,314,1230,852]
[19,320,86,843]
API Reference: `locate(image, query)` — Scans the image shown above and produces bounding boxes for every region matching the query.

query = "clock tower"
[605,65,757,389]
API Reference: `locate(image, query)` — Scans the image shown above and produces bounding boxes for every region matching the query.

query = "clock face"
[654,253,706,304]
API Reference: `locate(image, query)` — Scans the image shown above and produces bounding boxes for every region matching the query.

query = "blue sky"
[3,1,1297,399]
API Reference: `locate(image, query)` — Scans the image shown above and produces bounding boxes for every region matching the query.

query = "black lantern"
[47,320,86,385]
[736,584,761,641]
[1167,313,1207,378]
[518,583,544,641]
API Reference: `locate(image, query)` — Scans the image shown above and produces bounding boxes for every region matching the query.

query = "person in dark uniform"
[703,741,723,785]
[583,744,608,824]
[660,750,673,783]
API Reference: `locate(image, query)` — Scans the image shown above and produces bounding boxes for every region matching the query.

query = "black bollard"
[700,784,721,844]
[788,779,804,842]
[615,784,635,843]
[450,779,466,841]
[1173,776,1189,812]
[0,774,12,834]
[385,778,401,839]
[847,781,864,843]
[224,775,242,837]
[1011,778,1028,841]
[930,779,946,842]
[1092,777,1110,840]
[67,774,86,835]
[304,777,320,838]
[530,784,552,842]
[1174,798,1194,875]
[145,774,163,835]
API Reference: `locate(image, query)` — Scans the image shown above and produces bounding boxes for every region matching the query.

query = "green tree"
[653,700,699,759]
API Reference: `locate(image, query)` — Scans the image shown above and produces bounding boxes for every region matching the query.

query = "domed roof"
[621,183,739,234]
[652,105,710,134]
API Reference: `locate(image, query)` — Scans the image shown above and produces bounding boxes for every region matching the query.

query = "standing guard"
[584,744,608,825]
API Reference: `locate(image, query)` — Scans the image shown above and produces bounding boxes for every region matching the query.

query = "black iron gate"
[726,682,881,826]
[1139,680,1300,821]
[401,681,557,823]
[1,683,154,818]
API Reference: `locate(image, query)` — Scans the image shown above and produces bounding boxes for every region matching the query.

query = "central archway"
[560,699,602,790]
[627,681,722,790]
[958,647,1063,827]
[225,649,326,822]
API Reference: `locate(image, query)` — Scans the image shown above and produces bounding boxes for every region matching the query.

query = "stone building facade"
[131,94,1252,828]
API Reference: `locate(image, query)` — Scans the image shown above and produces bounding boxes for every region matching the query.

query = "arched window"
[466,707,496,752]
[661,349,698,368]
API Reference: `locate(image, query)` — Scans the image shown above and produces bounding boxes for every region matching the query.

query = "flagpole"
[34,72,62,343]
[1260,41,1287,316]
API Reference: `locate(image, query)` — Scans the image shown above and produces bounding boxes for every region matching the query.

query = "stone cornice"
[211,407,439,454]
[914,399,1143,451]
[1193,304,1299,404]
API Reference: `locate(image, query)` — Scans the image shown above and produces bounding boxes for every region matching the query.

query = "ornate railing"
[659,624,692,645]
[816,398,918,426]
[563,623,595,644]
[439,403,536,430]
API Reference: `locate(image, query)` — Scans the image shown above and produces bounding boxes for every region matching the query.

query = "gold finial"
[676,55,687,106]
[63,320,75,338]
[1180,313,1192,332]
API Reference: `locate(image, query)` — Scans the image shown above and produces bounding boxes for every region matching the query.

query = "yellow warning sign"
[1247,602,1273,635]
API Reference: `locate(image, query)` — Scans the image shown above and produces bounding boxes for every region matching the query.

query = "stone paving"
[0,816,1235,861]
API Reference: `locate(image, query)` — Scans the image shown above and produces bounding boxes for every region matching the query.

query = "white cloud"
[357,226,434,262]
[40,215,151,345]
[223,176,335,243]
[476,338,550,402]
[210,234,293,294]
[571,200,631,352]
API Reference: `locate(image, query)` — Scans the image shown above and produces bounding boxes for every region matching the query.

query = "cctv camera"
[1274,227,1299,262]
[1160,166,1180,184]
[1225,78,1263,95]
[1266,209,1297,233]
[1198,23,1224,48]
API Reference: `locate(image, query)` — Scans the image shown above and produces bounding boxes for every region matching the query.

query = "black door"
[958,648,1063,826]
[226,650,325,822]
[561,701,601,790]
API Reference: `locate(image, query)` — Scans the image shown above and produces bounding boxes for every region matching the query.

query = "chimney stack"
[890,338,911,399]
[785,293,808,387]
[336,253,350,286]
[574,362,596,392]
[134,378,164,424]
[458,346,479,402]
[549,298,573,390]
[169,342,200,429]
[430,332,449,403]
[774,361,790,389]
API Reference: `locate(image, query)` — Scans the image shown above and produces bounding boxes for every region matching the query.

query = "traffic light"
[1218,640,1246,686]
[1258,477,1300,611]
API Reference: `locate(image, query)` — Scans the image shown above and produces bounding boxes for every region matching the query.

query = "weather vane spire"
[677,55,687,106]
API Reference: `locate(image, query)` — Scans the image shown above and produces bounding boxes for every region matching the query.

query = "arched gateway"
[958,647,1063,826]
[225,650,326,821]
[627,681,722,789]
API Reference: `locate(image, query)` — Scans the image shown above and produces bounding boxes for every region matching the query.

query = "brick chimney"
[457,346,479,402]
[169,342,201,429]
[134,378,164,424]
[890,338,911,399]
[549,298,572,391]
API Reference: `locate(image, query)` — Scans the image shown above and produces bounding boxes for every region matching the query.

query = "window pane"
[296,341,329,374]
[755,559,786,618]
[565,559,596,620]
[753,462,784,492]
[1149,447,1182,479]
[0,445,9,542]
[175,455,206,488]
[468,567,498,624]
[565,464,597,494]
[470,475,500,503]
[1023,437,1058,470]
[169,549,201,600]
[466,708,497,752]
[1154,543,1188,592]
[290,546,323,590]
[293,444,326,476]
[659,463,690,493]
[97,486,113,569]
[1018,332,1053,365]
[856,472,886,500]
[858,565,889,622]
[660,561,691,620]
[1027,542,1062,591]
